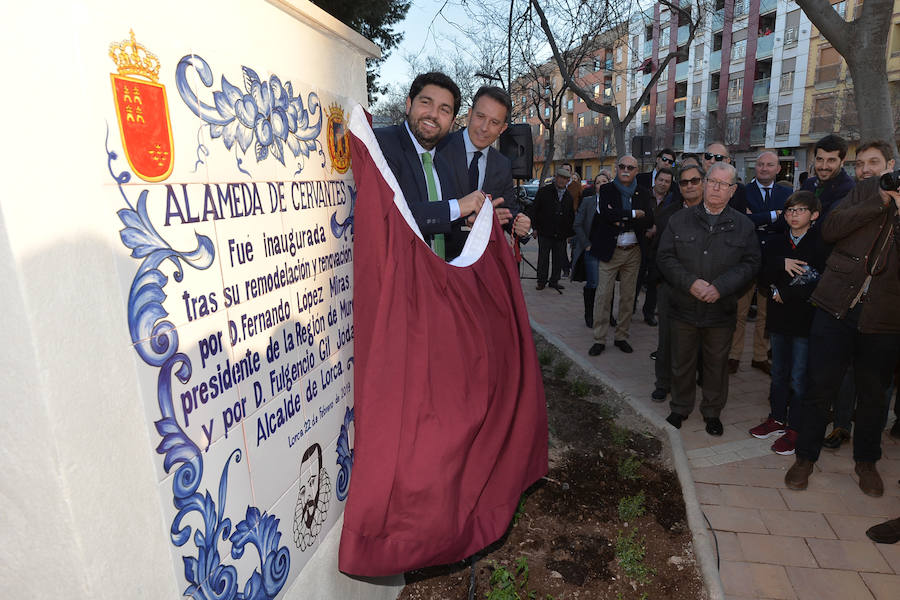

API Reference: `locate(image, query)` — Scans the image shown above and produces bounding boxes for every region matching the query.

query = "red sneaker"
[771,430,798,455]
[749,417,786,439]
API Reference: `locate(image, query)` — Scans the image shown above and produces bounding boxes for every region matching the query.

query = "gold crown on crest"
[109,30,160,82]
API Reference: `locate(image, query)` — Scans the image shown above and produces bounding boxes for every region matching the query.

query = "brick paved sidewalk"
[517,245,900,600]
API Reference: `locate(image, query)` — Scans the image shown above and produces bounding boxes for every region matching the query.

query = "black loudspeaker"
[632,135,653,158]
[499,124,534,180]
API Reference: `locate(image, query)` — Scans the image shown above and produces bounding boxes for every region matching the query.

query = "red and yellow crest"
[109,31,174,182]
[326,104,351,174]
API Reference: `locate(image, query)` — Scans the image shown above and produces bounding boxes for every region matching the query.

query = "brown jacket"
[810,176,900,333]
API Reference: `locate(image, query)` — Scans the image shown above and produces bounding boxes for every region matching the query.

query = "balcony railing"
[708,90,720,109]
[657,104,667,117]
[673,132,685,150]
[775,120,790,136]
[809,115,835,133]
[674,99,686,116]
[676,61,689,81]
[692,95,702,111]
[709,50,721,71]
[677,25,690,46]
[815,64,841,86]
[756,34,774,59]
[643,73,651,88]
[644,40,653,58]
[750,123,766,145]
[753,78,771,102]
[760,0,777,13]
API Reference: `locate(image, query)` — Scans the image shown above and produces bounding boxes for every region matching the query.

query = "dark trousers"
[537,236,566,286]
[655,284,672,391]
[635,254,657,319]
[669,318,734,419]
[768,333,808,428]
[796,307,900,463]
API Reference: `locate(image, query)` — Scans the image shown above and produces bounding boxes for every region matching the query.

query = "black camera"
[879,169,900,191]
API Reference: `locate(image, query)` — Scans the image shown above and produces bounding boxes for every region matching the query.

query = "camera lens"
[879,170,900,192]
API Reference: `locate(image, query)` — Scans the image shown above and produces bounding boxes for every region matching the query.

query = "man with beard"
[656,162,760,435]
[375,72,497,260]
[786,141,900,501]
[650,164,705,402]
[799,134,855,219]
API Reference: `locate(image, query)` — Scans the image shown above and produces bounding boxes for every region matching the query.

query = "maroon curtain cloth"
[338,109,548,577]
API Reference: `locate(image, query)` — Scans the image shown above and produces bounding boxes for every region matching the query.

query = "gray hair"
[707,161,736,183]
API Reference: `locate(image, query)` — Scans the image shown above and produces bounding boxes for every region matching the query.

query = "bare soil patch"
[398,334,706,600]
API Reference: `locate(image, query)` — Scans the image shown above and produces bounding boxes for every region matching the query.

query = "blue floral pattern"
[335,406,354,501]
[176,55,324,174]
[108,128,290,599]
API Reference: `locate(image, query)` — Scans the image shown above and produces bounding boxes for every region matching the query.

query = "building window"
[833,0,846,18]
[578,114,584,127]
[815,47,841,85]
[544,106,550,118]
[616,75,622,92]
[660,27,670,48]
[694,44,705,69]
[728,77,744,103]
[734,0,749,17]
[725,115,741,144]
[780,71,794,94]
[616,46,623,63]
[811,96,836,132]
[775,104,792,135]
[593,83,601,98]
[731,39,747,62]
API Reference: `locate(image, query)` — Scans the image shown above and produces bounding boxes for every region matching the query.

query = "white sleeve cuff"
[449,199,460,221]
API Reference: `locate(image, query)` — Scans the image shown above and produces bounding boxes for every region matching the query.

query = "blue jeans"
[583,251,599,289]
[768,333,808,428]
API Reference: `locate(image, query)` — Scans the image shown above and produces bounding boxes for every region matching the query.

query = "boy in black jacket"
[749,191,827,455]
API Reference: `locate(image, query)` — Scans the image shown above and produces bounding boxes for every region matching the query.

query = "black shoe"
[536,283,545,290]
[666,412,685,429]
[588,343,605,356]
[867,517,900,544]
[822,427,850,449]
[614,340,634,353]
[704,417,724,436]
[610,315,617,327]
[644,316,658,326]
[651,388,667,402]
[891,419,900,440]
[650,351,657,360]
[549,283,565,291]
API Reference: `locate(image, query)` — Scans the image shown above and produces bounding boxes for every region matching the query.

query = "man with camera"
[786,142,900,499]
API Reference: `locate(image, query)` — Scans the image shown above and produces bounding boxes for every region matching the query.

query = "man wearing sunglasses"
[649,163,706,402]
[656,162,760,436]
[636,148,676,190]
[702,142,748,213]
[587,155,653,356]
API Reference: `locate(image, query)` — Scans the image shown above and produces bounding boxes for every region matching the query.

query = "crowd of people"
[533,136,900,544]
[371,69,900,548]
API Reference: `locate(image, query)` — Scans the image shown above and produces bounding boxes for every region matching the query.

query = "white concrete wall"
[0,2,401,598]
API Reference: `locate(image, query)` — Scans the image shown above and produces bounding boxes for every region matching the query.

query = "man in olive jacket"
[656,162,760,436]
[786,174,900,498]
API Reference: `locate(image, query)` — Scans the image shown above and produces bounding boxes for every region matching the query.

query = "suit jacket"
[532,184,575,239]
[571,194,599,274]
[436,129,516,259]
[589,181,654,262]
[745,179,792,244]
[635,170,653,191]
[374,124,458,241]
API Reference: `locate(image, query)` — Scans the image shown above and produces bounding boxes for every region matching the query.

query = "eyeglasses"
[618,163,637,171]
[706,178,736,190]
[659,156,674,164]
[704,153,728,162]
[679,177,702,186]
[785,207,810,214]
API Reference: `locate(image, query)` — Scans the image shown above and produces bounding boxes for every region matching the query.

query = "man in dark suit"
[374,72,490,260]
[636,148,676,191]
[729,150,792,374]
[437,86,531,260]
[532,166,576,291]
[587,155,654,356]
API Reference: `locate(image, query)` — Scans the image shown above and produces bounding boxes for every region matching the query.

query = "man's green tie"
[421,152,445,259]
